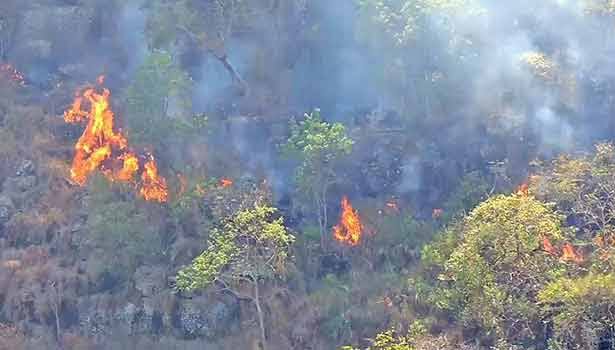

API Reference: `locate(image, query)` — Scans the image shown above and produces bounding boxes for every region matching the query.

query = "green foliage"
[341,321,427,350]
[125,50,194,147]
[282,109,353,237]
[583,0,615,16]
[176,205,295,292]
[441,170,491,220]
[310,274,353,341]
[532,143,615,241]
[143,0,251,53]
[86,176,160,280]
[357,0,484,47]
[283,109,353,192]
[539,273,615,349]
[419,194,566,344]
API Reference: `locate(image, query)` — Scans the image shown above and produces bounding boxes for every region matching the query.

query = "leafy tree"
[341,321,429,350]
[282,109,353,248]
[532,143,615,242]
[357,0,483,47]
[143,0,251,87]
[85,176,161,283]
[538,273,615,350]
[583,0,615,17]
[419,194,566,346]
[176,205,295,350]
[125,50,193,147]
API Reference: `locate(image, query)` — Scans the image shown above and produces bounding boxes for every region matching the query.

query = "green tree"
[176,205,295,350]
[143,0,251,88]
[125,50,193,147]
[282,109,353,248]
[86,176,161,283]
[532,143,615,244]
[419,194,566,346]
[539,273,615,350]
[342,321,429,350]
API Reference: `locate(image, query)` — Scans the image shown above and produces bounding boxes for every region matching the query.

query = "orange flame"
[516,181,529,196]
[116,152,139,182]
[64,76,168,202]
[139,156,168,203]
[542,236,557,256]
[333,196,363,246]
[560,243,584,264]
[220,178,233,188]
[0,63,25,86]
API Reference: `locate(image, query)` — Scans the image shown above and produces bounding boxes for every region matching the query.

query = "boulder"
[3,175,37,193]
[0,195,14,225]
[134,265,166,298]
[15,159,34,176]
[178,296,238,339]
[13,5,94,62]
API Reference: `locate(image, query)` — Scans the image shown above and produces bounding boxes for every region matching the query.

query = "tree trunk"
[50,281,61,344]
[316,195,325,249]
[253,281,267,350]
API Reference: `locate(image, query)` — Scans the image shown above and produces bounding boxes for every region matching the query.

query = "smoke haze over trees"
[2,0,615,349]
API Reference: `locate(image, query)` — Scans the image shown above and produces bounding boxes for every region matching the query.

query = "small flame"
[560,243,584,264]
[0,63,25,86]
[139,156,168,203]
[516,181,530,196]
[333,196,364,246]
[432,208,444,219]
[220,178,233,188]
[64,76,168,202]
[542,236,557,256]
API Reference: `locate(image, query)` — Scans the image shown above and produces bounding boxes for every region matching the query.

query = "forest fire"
[516,181,530,196]
[0,63,25,86]
[560,243,584,264]
[220,178,233,188]
[64,75,168,202]
[333,196,364,246]
[139,156,168,203]
[541,237,583,263]
[542,237,557,256]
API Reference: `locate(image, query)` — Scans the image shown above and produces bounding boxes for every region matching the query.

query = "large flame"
[64,76,168,202]
[333,196,363,246]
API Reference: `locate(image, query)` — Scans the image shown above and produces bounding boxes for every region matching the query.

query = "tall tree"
[282,109,353,248]
[176,205,295,350]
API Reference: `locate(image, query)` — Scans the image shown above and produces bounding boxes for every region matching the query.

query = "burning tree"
[282,109,353,248]
[64,76,169,202]
[333,196,364,246]
[176,205,295,350]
